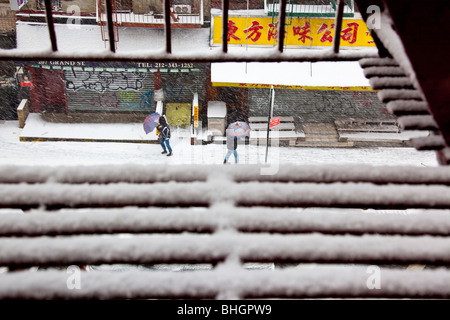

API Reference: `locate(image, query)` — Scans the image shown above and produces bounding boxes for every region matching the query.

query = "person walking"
[223,135,238,164]
[156,116,173,157]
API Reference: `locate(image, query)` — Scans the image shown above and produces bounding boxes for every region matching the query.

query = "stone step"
[304,135,339,142]
[302,123,338,135]
[295,141,354,148]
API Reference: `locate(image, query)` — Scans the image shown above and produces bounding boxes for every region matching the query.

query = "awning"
[211,61,373,91]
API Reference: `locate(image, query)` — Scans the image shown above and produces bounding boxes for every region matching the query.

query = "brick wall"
[0,4,16,31]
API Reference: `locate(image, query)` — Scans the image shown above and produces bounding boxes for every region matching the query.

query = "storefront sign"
[212,15,375,48]
[193,105,199,127]
[24,61,202,73]
[212,82,374,91]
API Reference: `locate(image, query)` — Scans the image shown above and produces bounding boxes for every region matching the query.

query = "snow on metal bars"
[0,0,449,299]
[2,164,450,299]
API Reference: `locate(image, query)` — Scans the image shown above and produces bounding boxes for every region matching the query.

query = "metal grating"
[1,164,450,299]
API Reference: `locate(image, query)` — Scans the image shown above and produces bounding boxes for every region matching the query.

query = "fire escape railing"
[0,0,378,62]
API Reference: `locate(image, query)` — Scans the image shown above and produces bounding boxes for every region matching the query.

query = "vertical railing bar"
[164,0,172,54]
[277,0,287,53]
[222,0,229,53]
[105,0,116,53]
[114,0,119,43]
[332,0,345,54]
[200,0,204,25]
[111,0,118,42]
[43,0,58,52]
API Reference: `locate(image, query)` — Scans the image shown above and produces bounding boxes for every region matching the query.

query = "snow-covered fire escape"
[96,0,204,48]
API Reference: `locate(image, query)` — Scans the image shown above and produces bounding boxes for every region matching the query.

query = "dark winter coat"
[157,117,171,139]
[157,124,170,139]
[226,136,238,150]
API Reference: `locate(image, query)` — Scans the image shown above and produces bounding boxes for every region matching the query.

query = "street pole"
[265,86,275,163]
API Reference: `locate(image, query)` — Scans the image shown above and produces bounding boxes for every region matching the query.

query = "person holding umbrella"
[223,135,238,164]
[223,120,251,164]
[156,116,173,157]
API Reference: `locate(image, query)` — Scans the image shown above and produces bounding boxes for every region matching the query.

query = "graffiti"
[65,70,147,93]
[163,83,185,102]
[67,91,120,110]
[119,91,139,101]
[139,91,154,110]
[353,91,374,108]
[98,92,121,109]
[63,68,191,111]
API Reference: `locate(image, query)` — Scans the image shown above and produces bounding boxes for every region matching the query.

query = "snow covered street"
[0,120,439,167]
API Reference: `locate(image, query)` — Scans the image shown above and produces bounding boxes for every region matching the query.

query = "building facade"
[11,0,397,139]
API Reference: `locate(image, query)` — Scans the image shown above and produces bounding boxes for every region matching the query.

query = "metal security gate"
[247,88,390,122]
[64,68,153,112]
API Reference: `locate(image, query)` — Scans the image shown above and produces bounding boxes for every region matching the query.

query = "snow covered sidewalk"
[0,118,440,167]
[19,113,159,143]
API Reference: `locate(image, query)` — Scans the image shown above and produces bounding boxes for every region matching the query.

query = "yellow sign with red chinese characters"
[212,16,375,48]
[193,105,199,127]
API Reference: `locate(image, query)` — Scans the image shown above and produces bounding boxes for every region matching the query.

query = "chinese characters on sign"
[227,20,240,41]
[318,23,334,42]
[244,21,264,42]
[193,105,199,128]
[213,16,375,47]
[293,21,312,43]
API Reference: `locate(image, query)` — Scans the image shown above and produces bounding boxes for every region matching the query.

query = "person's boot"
[167,152,173,157]
[161,150,167,154]
[223,159,227,164]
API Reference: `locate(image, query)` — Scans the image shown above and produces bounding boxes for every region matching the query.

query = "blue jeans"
[225,149,238,163]
[160,138,172,153]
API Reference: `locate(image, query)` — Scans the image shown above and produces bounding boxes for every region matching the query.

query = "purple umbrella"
[143,113,160,134]
[226,121,251,138]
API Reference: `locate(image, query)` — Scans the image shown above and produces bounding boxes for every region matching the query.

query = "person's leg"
[160,138,167,153]
[234,150,238,163]
[224,149,232,163]
[165,139,172,153]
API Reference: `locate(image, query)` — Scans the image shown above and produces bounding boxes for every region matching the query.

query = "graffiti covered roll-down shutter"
[63,63,208,113]
[160,66,207,103]
[64,69,155,112]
